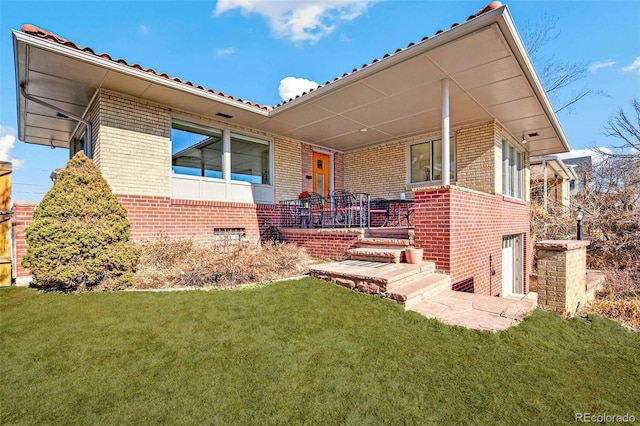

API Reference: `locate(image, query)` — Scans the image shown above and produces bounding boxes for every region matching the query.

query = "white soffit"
[14,5,569,156]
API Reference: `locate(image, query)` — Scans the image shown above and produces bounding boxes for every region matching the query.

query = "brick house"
[530,156,578,211]
[12,2,571,296]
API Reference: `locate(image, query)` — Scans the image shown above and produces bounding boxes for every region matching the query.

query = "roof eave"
[270,6,509,116]
[496,8,571,154]
[12,29,270,119]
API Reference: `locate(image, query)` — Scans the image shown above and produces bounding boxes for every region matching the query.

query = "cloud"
[279,76,319,101]
[138,24,149,34]
[0,126,24,168]
[215,47,236,56]
[214,0,379,43]
[588,60,616,72]
[621,56,640,74]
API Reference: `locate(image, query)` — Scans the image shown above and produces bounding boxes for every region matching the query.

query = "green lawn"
[1,278,639,425]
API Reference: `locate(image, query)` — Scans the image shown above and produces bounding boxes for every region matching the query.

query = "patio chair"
[306,192,328,228]
[369,198,389,227]
[330,189,358,227]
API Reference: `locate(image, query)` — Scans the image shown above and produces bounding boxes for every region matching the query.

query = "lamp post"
[575,206,583,240]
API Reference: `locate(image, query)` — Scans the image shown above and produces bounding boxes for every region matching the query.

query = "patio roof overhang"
[530,156,578,181]
[13,5,570,157]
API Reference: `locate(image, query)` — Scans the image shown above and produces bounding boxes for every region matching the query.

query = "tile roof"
[20,1,503,112]
[275,1,504,107]
[19,23,271,111]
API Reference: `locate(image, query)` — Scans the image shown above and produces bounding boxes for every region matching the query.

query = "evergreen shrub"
[22,152,140,291]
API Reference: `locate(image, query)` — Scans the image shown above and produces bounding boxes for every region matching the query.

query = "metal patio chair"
[369,198,390,227]
[330,189,359,227]
[305,192,328,228]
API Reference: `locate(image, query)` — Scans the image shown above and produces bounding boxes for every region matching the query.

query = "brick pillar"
[535,240,590,314]
[13,202,37,284]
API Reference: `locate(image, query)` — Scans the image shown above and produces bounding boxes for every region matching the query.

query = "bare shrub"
[530,200,575,244]
[591,269,640,329]
[132,237,310,289]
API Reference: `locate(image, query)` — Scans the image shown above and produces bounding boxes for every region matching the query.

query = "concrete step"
[347,247,405,263]
[365,228,413,240]
[387,273,451,309]
[385,262,436,289]
[309,260,436,293]
[357,237,411,248]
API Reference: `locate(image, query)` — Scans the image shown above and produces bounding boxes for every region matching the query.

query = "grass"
[1,278,639,425]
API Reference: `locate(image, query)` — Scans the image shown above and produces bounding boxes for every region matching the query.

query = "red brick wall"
[413,186,531,296]
[12,197,361,281]
[14,203,36,278]
[280,228,361,260]
[118,195,264,245]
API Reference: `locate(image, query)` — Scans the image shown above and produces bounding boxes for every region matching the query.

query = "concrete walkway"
[410,290,538,332]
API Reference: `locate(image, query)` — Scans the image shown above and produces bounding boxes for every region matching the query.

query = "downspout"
[19,84,93,158]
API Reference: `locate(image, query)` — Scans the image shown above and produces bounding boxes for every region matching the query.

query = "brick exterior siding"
[535,240,590,313]
[456,121,499,194]
[413,185,531,296]
[280,228,361,260]
[16,92,536,294]
[91,91,172,197]
[13,203,36,278]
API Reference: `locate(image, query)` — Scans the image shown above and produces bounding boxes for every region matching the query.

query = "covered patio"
[277,190,413,229]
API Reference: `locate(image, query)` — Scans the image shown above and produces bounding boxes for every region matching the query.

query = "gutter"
[19,84,93,158]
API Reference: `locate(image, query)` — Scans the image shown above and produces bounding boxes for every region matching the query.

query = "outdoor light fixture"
[521,134,527,144]
[575,206,583,240]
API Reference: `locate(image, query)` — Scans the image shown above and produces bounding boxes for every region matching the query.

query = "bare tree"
[522,14,603,114]
[603,98,640,157]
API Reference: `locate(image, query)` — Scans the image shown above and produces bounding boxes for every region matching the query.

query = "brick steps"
[347,247,406,263]
[365,227,414,241]
[387,273,452,308]
[358,237,411,247]
[347,234,413,263]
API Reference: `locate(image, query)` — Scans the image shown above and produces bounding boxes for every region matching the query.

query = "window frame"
[408,135,456,185]
[170,117,274,187]
[501,138,525,200]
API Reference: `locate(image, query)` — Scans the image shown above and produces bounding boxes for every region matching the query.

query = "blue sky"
[1,0,639,202]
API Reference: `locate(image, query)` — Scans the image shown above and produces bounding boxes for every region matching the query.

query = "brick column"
[535,240,590,314]
[13,202,37,284]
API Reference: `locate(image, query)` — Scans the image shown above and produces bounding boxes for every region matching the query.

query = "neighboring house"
[530,156,578,210]
[563,156,592,196]
[12,2,571,297]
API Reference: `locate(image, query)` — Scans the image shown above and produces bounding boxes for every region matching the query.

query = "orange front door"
[312,152,331,198]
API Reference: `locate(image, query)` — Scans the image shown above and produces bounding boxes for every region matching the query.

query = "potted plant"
[405,247,424,264]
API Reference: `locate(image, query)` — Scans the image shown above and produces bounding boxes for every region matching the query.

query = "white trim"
[170,117,275,203]
[442,78,450,186]
[407,135,457,186]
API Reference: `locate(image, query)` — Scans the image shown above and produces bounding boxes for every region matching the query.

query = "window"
[171,119,271,185]
[230,133,270,184]
[502,139,524,199]
[410,138,456,183]
[214,228,245,246]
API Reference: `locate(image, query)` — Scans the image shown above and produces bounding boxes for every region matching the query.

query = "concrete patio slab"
[409,290,538,332]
